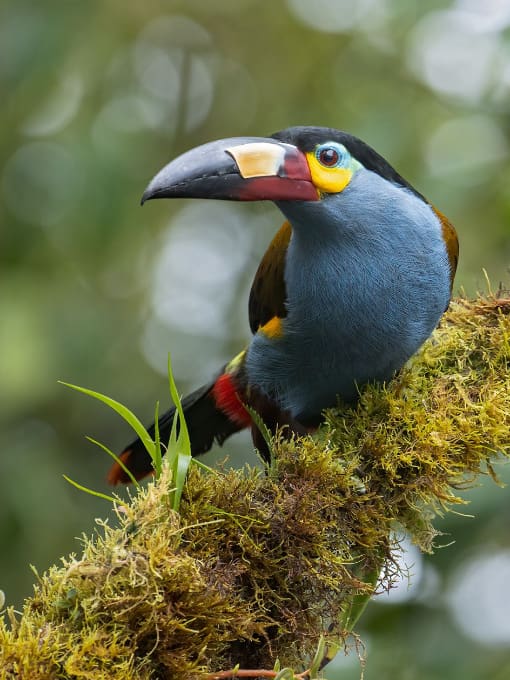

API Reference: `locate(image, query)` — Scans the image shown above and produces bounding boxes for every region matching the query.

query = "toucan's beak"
[141,137,319,205]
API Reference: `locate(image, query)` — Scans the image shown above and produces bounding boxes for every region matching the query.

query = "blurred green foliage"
[1,1,510,678]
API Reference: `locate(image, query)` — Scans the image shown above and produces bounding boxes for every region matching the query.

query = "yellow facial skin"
[305,151,353,194]
[305,143,362,195]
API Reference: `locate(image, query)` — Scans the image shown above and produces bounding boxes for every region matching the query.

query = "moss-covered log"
[1,296,509,679]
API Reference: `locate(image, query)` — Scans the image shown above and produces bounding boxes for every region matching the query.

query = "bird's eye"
[318,148,339,166]
[315,143,347,168]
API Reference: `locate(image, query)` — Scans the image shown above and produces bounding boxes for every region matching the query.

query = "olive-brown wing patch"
[248,221,291,334]
[432,206,459,292]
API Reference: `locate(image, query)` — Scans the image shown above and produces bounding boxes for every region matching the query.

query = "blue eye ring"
[315,142,348,168]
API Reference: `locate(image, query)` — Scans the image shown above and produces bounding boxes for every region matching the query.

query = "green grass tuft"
[166,354,192,511]
[59,355,193,509]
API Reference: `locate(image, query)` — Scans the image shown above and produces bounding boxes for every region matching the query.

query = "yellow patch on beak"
[305,151,353,194]
[227,143,286,179]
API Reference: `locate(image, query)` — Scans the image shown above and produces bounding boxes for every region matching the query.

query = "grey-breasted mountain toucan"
[108,126,458,484]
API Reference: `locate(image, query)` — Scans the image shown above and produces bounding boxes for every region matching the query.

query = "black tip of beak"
[139,138,251,206]
[141,176,169,205]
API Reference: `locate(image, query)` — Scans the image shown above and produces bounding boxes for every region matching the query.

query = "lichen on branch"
[1,295,509,679]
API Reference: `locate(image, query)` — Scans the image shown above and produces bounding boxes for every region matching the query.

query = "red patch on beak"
[283,147,313,181]
[236,177,318,201]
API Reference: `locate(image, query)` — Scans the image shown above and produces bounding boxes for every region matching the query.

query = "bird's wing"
[248,220,291,334]
[432,207,459,291]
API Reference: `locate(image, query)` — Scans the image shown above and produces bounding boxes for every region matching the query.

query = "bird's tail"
[107,356,252,485]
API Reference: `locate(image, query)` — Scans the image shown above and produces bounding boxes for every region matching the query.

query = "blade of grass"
[63,475,117,503]
[167,355,192,511]
[309,634,342,675]
[245,404,274,463]
[60,381,156,462]
[168,399,179,454]
[168,355,191,457]
[85,436,140,487]
[190,458,215,473]
[342,563,381,632]
[152,400,163,479]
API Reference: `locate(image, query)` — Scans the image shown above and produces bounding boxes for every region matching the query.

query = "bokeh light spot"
[448,550,510,646]
[132,15,214,133]
[286,0,385,33]
[2,142,80,227]
[376,535,423,604]
[455,0,510,34]
[425,115,507,181]
[22,75,83,137]
[149,202,254,338]
[407,10,500,102]
[96,93,170,134]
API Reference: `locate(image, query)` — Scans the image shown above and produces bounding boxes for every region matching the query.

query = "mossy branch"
[1,295,510,679]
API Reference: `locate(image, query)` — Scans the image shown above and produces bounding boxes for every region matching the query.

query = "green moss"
[1,296,509,679]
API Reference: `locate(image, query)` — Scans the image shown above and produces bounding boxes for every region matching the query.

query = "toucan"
[108,126,458,484]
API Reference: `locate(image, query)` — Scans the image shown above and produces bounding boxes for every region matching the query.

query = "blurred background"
[1,0,510,677]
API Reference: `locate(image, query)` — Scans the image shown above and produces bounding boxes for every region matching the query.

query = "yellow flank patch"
[305,151,352,194]
[226,349,247,373]
[260,316,283,339]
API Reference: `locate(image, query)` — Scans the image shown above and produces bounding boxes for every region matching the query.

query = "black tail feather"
[108,379,244,484]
